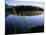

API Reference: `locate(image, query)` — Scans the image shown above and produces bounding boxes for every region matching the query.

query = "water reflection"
[5,14,44,34]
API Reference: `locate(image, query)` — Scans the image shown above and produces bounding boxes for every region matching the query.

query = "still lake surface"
[6,14,44,28]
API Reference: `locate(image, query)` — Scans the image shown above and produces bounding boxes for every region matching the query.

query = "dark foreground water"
[5,14,44,34]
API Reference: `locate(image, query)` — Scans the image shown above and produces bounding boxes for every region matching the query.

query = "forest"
[5,4,44,16]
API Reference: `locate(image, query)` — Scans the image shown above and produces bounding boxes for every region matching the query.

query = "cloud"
[6,0,44,8]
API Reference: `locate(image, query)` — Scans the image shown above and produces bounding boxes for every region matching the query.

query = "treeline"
[5,4,44,12]
[5,4,44,16]
[14,6,44,11]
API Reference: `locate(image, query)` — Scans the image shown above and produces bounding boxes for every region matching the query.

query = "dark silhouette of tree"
[29,25,44,33]
[15,6,44,11]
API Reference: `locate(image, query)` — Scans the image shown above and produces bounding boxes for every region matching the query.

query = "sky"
[5,0,44,9]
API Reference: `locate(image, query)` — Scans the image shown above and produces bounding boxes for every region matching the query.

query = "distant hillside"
[5,4,44,16]
[14,6,44,11]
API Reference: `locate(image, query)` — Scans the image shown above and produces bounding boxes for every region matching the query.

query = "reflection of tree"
[20,16,26,32]
[15,6,44,16]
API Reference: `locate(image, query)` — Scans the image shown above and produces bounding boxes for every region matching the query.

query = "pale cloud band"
[5,0,44,9]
